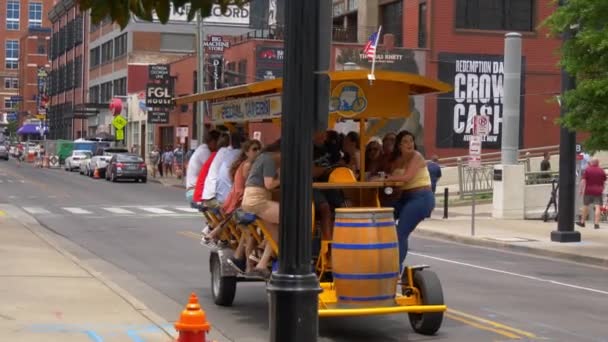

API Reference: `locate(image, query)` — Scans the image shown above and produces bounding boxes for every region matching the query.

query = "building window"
[37,37,47,54]
[418,2,427,48]
[113,77,126,96]
[90,47,100,67]
[28,2,43,28]
[4,77,19,89]
[5,40,19,69]
[74,15,84,46]
[100,82,113,103]
[347,0,357,12]
[380,1,403,47]
[6,0,19,30]
[4,98,18,110]
[66,20,74,49]
[101,41,113,63]
[455,0,534,31]
[74,56,82,88]
[237,59,247,85]
[89,85,100,103]
[114,33,127,58]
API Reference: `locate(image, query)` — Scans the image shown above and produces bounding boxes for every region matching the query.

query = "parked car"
[85,147,129,177]
[64,150,92,171]
[105,153,147,183]
[0,144,8,160]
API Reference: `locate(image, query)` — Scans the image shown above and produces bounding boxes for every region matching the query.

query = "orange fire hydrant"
[174,293,211,342]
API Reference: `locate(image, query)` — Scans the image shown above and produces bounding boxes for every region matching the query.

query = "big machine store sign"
[436,53,525,149]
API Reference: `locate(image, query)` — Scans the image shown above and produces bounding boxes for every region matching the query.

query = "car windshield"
[117,155,143,162]
[75,152,91,157]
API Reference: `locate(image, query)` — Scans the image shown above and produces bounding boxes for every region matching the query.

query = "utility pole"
[551,0,581,243]
[195,13,206,145]
[267,0,328,341]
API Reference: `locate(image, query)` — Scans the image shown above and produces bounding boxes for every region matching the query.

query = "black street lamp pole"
[551,0,581,243]
[267,0,327,341]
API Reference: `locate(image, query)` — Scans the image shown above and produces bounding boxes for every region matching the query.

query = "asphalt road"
[2,159,608,342]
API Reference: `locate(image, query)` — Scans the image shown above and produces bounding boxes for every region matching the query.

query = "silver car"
[0,144,8,160]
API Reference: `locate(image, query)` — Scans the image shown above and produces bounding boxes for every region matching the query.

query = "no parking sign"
[473,115,490,137]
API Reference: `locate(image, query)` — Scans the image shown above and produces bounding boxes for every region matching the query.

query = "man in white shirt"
[217,133,243,203]
[202,132,244,202]
[185,130,220,203]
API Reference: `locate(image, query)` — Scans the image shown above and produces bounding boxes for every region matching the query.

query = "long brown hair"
[230,139,262,181]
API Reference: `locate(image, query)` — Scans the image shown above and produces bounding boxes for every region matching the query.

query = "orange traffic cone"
[174,293,211,342]
[93,168,100,179]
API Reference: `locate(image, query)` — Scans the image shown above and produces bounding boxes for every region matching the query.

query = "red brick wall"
[127,65,148,93]
[402,0,563,158]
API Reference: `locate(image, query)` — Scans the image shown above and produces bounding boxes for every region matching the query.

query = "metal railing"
[439,145,560,167]
[457,156,531,199]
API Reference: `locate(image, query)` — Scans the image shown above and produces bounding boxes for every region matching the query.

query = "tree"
[77,0,250,29]
[544,0,608,152]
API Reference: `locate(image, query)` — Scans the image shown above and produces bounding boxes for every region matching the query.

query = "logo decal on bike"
[329,82,367,118]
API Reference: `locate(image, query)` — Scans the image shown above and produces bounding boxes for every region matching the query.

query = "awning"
[17,124,49,135]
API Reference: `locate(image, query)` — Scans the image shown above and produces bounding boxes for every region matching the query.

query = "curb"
[414,229,608,268]
[1,205,178,340]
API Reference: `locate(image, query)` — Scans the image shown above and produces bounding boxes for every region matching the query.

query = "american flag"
[363,31,380,59]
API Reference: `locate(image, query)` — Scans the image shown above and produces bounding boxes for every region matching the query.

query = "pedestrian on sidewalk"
[162,146,174,177]
[577,157,606,229]
[426,155,442,194]
[149,146,160,178]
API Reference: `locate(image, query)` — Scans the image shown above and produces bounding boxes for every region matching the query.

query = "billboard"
[334,46,427,153]
[255,46,284,81]
[147,3,250,26]
[435,53,525,149]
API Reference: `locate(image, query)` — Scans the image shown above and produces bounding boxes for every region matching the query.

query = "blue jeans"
[392,189,435,269]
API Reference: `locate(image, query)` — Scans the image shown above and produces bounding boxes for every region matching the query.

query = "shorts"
[583,195,603,206]
[242,187,272,214]
[185,189,194,203]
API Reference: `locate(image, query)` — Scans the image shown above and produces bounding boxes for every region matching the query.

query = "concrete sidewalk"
[148,174,186,189]
[0,207,177,341]
[415,203,608,267]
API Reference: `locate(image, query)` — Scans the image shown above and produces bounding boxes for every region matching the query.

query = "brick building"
[47,0,87,140]
[0,0,54,130]
[18,26,51,123]
[217,0,563,157]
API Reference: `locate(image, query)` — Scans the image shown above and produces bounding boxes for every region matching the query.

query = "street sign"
[468,135,482,168]
[112,115,127,130]
[147,111,169,124]
[204,36,230,54]
[473,115,490,137]
[116,128,124,141]
[146,84,173,108]
[7,113,17,121]
[148,64,170,82]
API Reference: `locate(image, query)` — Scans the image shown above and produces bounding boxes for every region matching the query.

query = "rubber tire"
[210,253,237,306]
[141,178,147,183]
[408,270,444,336]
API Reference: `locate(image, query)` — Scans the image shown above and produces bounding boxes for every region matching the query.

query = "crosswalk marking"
[174,207,199,213]
[7,180,13,183]
[63,207,93,214]
[0,180,3,183]
[140,207,175,214]
[103,207,135,214]
[23,207,51,214]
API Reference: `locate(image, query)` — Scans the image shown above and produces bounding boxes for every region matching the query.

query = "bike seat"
[234,209,257,225]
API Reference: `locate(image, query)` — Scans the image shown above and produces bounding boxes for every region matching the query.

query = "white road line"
[7,179,13,183]
[140,207,175,214]
[103,207,135,214]
[174,207,199,213]
[410,252,608,296]
[0,180,3,183]
[62,207,93,214]
[22,207,51,214]
[19,180,25,183]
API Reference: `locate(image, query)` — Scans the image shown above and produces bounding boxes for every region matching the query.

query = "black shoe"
[576,222,585,228]
[594,224,600,229]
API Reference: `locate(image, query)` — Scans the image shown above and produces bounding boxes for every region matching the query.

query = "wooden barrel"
[332,207,399,308]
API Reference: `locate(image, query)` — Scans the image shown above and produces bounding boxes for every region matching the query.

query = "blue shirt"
[427,161,442,193]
